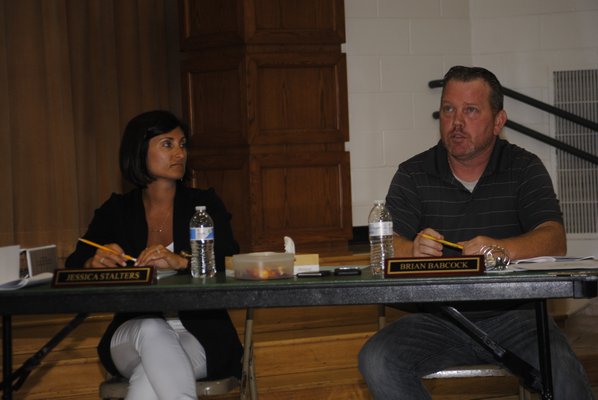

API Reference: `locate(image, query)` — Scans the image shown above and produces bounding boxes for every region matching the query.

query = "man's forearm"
[395,221,566,260]
[497,220,566,259]
[462,220,567,260]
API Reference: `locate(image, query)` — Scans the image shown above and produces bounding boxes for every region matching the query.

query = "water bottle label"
[369,221,393,236]
[190,227,214,240]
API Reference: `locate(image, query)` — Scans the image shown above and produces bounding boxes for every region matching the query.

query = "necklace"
[149,209,171,233]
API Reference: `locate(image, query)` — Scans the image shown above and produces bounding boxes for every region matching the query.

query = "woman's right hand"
[84,243,127,268]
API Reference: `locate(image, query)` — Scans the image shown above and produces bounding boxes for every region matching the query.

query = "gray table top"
[2,267,597,315]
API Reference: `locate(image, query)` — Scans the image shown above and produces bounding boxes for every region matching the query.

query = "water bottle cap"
[196,205,206,211]
[374,200,385,204]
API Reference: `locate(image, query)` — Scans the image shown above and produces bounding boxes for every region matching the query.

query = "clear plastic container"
[233,252,294,280]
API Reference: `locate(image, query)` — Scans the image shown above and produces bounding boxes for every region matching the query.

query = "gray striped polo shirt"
[386,138,563,257]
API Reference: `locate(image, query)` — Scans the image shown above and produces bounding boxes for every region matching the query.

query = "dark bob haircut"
[119,110,190,187]
[442,65,504,115]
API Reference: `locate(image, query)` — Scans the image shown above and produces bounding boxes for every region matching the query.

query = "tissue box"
[293,254,320,273]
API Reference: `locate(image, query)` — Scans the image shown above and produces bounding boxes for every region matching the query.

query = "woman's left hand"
[135,245,188,270]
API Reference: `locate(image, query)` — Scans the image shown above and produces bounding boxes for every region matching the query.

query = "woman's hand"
[135,244,188,270]
[85,243,127,268]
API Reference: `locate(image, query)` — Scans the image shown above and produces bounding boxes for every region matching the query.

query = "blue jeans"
[358,309,594,399]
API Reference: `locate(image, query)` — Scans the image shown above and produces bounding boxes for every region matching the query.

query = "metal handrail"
[428,79,598,166]
[429,79,598,133]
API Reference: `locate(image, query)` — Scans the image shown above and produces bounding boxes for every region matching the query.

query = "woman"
[65,110,243,400]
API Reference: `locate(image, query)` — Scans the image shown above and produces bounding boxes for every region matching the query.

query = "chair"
[99,308,257,400]
[99,375,240,399]
[422,365,533,400]
[377,305,533,400]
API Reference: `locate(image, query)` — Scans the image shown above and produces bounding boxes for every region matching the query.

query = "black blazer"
[65,184,243,379]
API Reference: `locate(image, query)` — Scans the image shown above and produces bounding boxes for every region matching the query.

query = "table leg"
[535,300,554,400]
[439,305,543,393]
[2,315,12,400]
[241,308,257,400]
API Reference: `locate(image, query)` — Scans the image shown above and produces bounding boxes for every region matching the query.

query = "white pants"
[110,317,207,400]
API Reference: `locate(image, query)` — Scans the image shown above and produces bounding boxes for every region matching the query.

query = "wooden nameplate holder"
[52,267,154,287]
[385,256,485,278]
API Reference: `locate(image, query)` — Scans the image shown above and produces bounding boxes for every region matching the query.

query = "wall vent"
[554,69,598,235]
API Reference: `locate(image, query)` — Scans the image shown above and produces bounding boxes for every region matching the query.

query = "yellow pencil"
[78,238,137,262]
[419,233,464,250]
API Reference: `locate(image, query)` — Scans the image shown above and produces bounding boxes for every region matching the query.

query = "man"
[358,66,594,399]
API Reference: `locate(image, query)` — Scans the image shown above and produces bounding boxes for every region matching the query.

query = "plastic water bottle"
[189,206,216,277]
[368,200,394,276]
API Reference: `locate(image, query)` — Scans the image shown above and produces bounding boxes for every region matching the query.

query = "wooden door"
[180,0,351,254]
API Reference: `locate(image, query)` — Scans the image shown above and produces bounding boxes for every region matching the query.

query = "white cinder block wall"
[345,0,598,256]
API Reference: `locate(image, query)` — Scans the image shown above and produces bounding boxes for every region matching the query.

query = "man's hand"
[394,228,444,257]
[460,236,496,255]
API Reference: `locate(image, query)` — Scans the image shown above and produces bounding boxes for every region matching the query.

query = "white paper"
[513,255,596,264]
[0,278,28,290]
[157,269,177,280]
[510,259,598,271]
[0,272,53,291]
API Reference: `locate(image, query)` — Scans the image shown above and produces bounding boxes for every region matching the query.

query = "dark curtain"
[0,0,181,259]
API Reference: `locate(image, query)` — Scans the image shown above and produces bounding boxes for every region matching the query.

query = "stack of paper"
[0,272,53,290]
[510,256,598,271]
[0,245,21,287]
[1,245,54,290]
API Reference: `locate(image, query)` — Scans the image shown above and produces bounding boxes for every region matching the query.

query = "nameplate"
[385,256,485,278]
[52,267,154,287]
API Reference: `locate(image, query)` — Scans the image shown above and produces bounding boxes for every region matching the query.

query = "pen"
[78,238,137,262]
[419,233,464,250]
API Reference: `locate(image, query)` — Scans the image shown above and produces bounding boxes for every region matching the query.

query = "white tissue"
[284,236,296,254]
